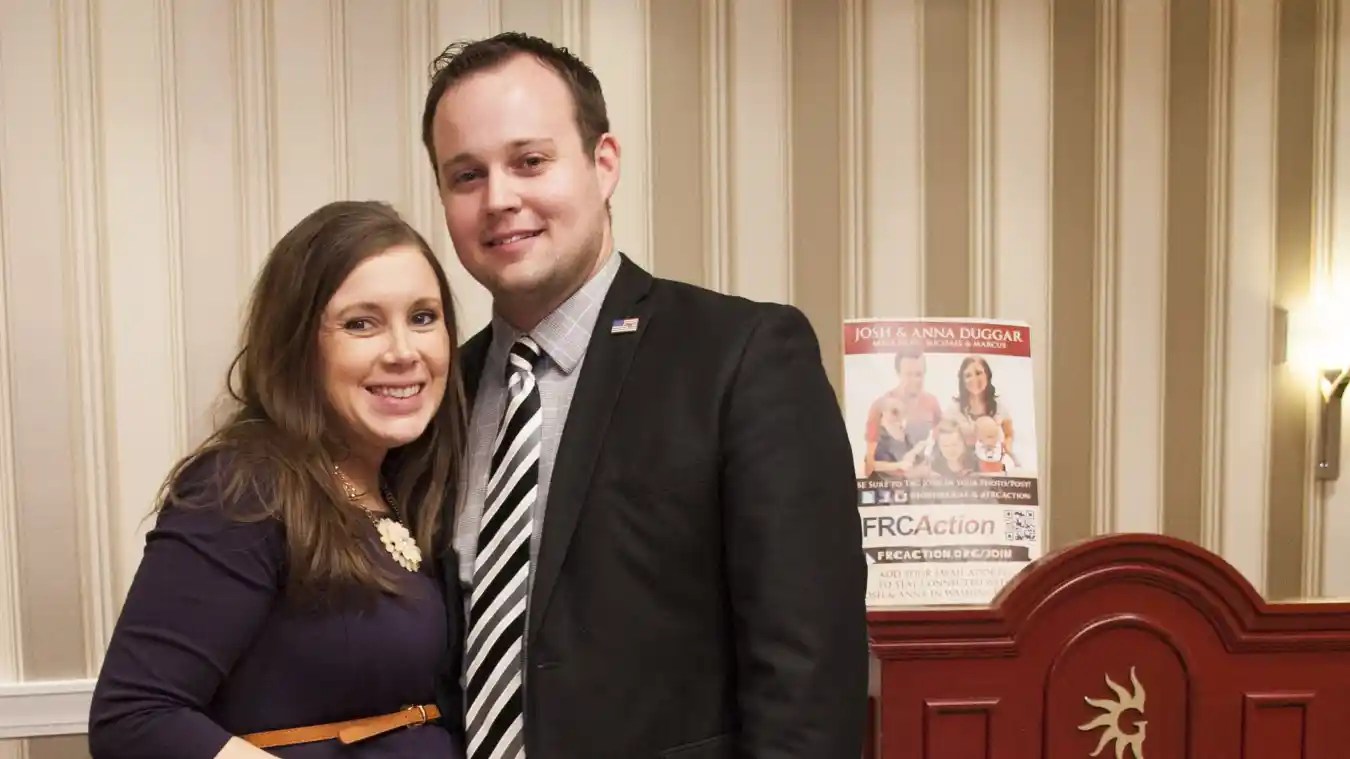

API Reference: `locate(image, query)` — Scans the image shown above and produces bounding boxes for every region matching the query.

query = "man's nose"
[485,172,522,213]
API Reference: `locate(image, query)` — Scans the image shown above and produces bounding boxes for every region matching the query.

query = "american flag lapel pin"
[610,317,640,334]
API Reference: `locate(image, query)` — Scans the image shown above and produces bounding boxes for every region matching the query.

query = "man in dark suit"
[421,32,867,759]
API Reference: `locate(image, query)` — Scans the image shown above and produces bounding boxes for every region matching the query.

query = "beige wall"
[1,0,1347,752]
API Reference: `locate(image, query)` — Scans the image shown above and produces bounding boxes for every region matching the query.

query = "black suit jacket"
[438,255,868,758]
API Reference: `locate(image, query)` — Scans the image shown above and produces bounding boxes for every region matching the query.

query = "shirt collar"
[488,249,621,375]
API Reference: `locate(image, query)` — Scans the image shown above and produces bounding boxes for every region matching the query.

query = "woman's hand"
[214,737,278,759]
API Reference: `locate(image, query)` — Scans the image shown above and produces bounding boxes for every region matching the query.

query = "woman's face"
[318,244,451,459]
[962,360,989,395]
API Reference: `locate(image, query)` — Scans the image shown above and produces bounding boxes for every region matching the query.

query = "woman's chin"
[362,417,433,450]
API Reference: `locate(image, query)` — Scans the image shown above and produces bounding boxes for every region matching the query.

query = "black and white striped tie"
[466,336,542,759]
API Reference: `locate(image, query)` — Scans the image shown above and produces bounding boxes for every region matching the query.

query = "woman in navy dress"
[89,201,467,758]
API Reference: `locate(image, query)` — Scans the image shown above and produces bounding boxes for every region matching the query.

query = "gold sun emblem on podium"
[1077,666,1147,759]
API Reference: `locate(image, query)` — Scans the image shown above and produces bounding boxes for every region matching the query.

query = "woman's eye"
[412,311,440,327]
[344,318,373,331]
[454,170,479,184]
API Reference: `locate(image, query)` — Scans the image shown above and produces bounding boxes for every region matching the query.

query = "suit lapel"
[528,255,654,642]
[458,325,492,403]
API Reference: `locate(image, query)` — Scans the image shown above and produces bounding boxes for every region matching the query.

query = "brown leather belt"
[240,704,441,749]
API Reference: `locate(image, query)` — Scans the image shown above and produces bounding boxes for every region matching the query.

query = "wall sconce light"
[1318,368,1350,480]
[1282,296,1350,481]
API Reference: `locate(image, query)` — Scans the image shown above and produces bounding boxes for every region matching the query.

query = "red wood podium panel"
[866,533,1350,758]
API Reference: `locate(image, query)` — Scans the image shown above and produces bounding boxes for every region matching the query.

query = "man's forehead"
[432,62,575,150]
[438,54,570,110]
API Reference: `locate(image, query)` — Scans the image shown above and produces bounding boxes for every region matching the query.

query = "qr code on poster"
[1003,510,1037,542]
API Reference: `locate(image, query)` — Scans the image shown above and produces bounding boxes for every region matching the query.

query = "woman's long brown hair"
[156,200,466,601]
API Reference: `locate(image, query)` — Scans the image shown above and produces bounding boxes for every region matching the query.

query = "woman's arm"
[89,454,284,759]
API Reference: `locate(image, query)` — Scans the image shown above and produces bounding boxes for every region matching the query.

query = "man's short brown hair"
[420,32,610,184]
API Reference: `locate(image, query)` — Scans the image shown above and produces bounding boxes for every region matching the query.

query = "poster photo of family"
[842,318,1043,607]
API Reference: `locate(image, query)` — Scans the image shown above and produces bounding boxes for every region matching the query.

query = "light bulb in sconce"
[1285,289,1350,381]
[1283,286,1350,480]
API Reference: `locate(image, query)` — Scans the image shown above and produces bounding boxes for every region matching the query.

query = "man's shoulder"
[461,323,493,355]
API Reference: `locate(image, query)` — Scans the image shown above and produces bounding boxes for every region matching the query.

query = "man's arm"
[720,304,869,758]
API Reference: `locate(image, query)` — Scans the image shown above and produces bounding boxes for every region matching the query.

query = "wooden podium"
[865,533,1350,758]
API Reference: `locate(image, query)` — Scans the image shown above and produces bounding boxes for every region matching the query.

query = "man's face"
[897,356,926,397]
[430,54,620,328]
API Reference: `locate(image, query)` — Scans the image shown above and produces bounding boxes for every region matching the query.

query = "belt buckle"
[402,704,428,728]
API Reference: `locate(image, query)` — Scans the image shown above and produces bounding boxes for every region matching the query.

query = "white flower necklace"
[333,465,423,573]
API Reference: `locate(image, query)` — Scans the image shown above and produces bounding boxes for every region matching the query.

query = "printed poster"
[843,318,1042,607]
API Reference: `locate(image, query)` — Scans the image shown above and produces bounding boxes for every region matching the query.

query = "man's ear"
[593,132,621,202]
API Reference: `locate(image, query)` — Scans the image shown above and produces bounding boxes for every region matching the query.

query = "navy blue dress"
[88,454,463,758]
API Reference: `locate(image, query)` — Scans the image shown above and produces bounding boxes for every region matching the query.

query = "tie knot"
[506,335,542,380]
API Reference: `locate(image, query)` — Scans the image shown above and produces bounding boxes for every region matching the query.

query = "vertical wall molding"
[1303,0,1338,596]
[0,290,19,685]
[782,0,795,306]
[971,0,995,316]
[561,0,588,55]
[1092,0,1120,534]
[642,0,654,273]
[157,0,189,458]
[921,0,972,316]
[1266,0,1317,600]
[0,12,23,688]
[331,1,350,198]
[1203,0,1234,553]
[648,0,704,286]
[405,0,436,239]
[584,0,652,270]
[1318,0,1350,597]
[1113,0,1169,534]
[841,0,865,317]
[97,0,192,607]
[703,0,730,293]
[1050,0,1101,546]
[58,0,116,671]
[917,0,927,316]
[234,0,274,279]
[642,0,655,273]
[1156,0,1170,536]
[1038,0,1052,522]
[787,0,845,386]
[725,0,792,303]
[1220,0,1276,595]
[1162,0,1212,546]
[991,0,1052,525]
[864,0,924,319]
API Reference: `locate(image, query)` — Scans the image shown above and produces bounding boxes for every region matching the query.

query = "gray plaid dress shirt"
[454,250,621,619]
